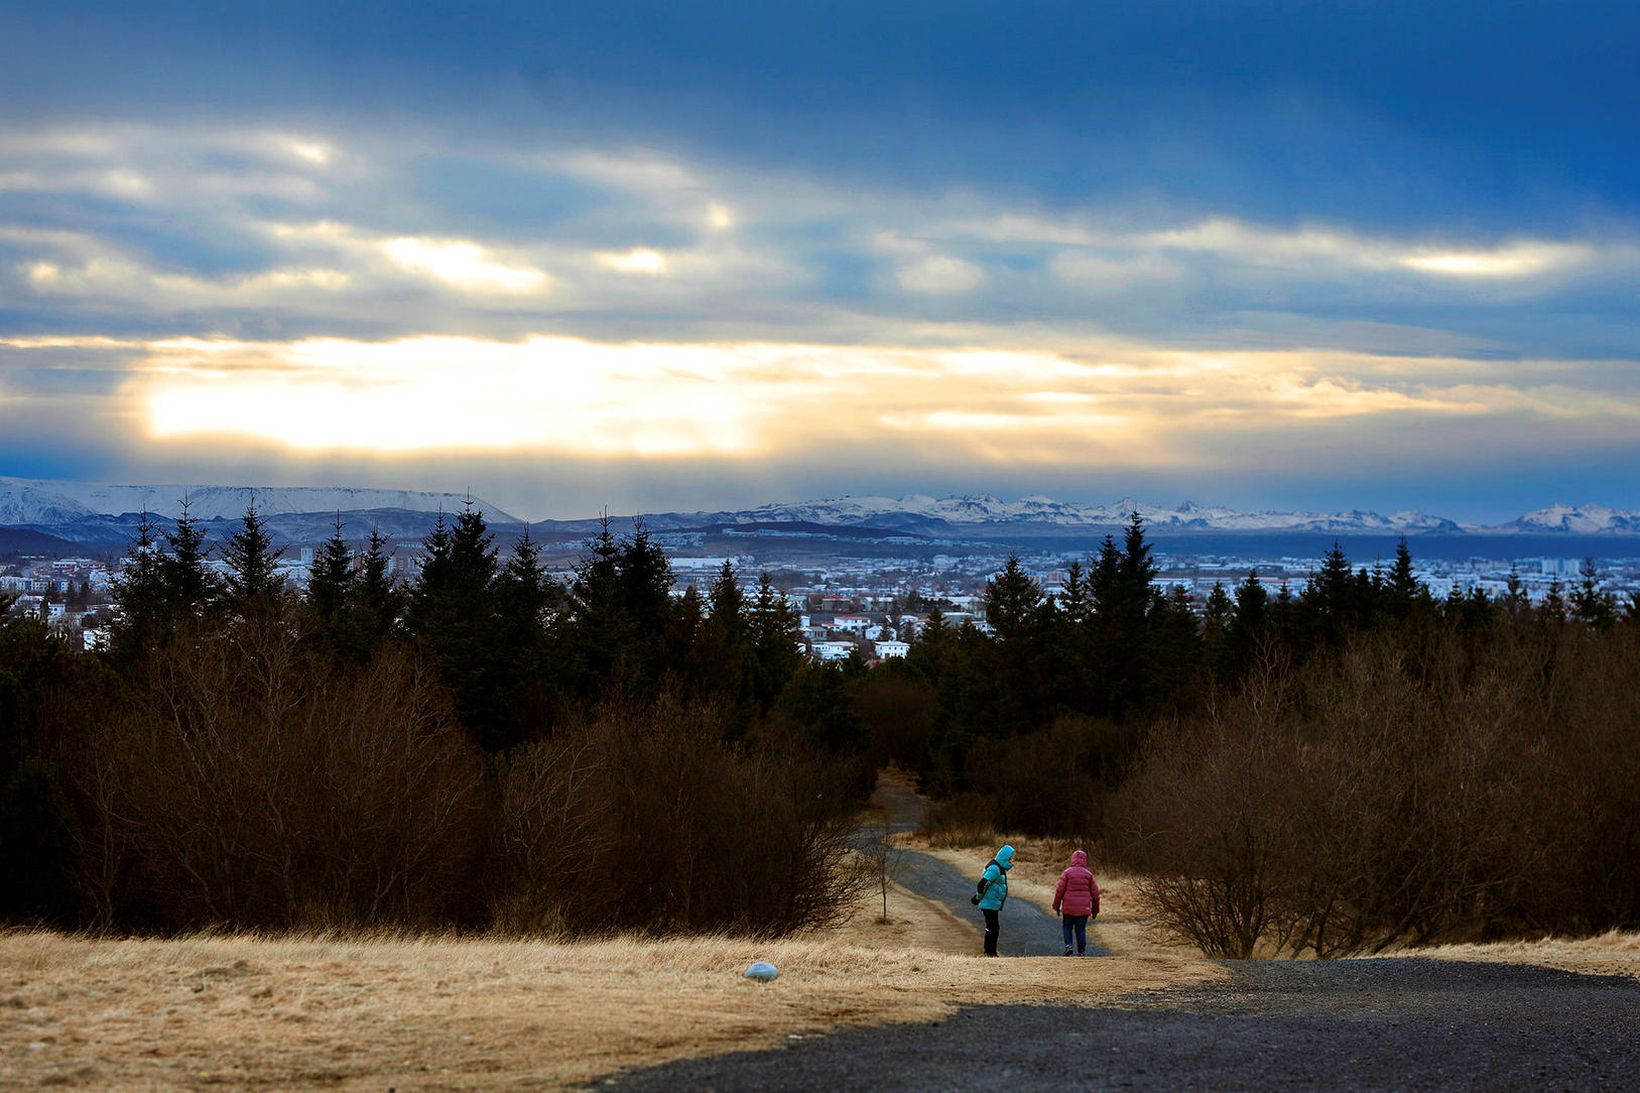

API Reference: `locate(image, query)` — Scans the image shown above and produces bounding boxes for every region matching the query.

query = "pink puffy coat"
[1052,850,1101,918]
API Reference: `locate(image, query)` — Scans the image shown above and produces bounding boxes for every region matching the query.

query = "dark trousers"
[982,908,1000,956]
[1061,914,1089,954]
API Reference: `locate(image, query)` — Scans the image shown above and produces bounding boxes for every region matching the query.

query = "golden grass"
[1386,930,1640,982]
[0,919,1218,1090]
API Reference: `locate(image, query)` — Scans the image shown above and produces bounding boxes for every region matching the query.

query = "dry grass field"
[1397,931,1640,982]
[0,895,1218,1089]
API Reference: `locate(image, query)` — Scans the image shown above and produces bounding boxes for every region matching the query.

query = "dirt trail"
[867,779,1111,958]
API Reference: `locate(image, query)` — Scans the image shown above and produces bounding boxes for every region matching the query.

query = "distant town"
[9,530,1637,664]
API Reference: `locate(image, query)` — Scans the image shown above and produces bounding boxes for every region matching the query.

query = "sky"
[1,1,1638,522]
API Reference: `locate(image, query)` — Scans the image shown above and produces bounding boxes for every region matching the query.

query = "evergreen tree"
[160,497,218,621]
[1201,580,1234,685]
[565,517,628,693]
[667,583,706,690]
[617,521,675,687]
[1502,565,1531,616]
[109,511,169,659]
[1225,570,1269,680]
[1118,512,1160,602]
[491,527,559,746]
[749,572,804,709]
[984,556,1043,643]
[1304,540,1354,644]
[1386,538,1422,616]
[221,502,284,618]
[448,501,499,599]
[304,516,356,666]
[1541,578,1567,621]
[1146,584,1202,709]
[307,516,355,623]
[406,504,506,748]
[700,561,750,705]
[1571,558,1617,631]
[1059,560,1092,626]
[347,528,403,652]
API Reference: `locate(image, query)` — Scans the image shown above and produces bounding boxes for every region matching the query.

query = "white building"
[873,640,909,659]
[811,641,855,662]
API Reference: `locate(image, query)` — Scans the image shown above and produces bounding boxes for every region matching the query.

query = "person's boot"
[1063,945,1074,956]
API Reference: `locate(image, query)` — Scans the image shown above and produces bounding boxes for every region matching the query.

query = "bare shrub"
[492,699,864,936]
[856,809,908,922]
[1111,623,1640,957]
[64,622,489,931]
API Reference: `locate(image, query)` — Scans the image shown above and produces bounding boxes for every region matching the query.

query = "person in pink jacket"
[1051,849,1101,956]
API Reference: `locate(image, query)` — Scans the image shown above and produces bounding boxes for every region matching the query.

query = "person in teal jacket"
[970,844,1015,956]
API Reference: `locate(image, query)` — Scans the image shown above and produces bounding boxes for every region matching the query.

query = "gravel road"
[866,779,1111,958]
[606,958,1640,1090]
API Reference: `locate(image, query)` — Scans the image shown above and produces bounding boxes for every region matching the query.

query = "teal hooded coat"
[975,844,1016,911]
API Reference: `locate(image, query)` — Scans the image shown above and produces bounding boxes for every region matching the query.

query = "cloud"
[2,116,1639,516]
[22,331,1607,469]
[595,247,670,275]
[379,237,552,295]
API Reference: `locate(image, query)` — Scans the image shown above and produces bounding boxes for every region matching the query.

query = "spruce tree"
[109,511,169,659]
[701,561,751,709]
[749,571,803,709]
[1202,580,1234,684]
[307,516,355,624]
[222,502,285,618]
[1386,538,1421,615]
[1225,570,1269,680]
[1503,565,1530,616]
[566,517,628,693]
[404,511,453,638]
[406,504,504,747]
[984,556,1043,643]
[1541,578,1567,621]
[617,521,675,686]
[1571,558,1617,630]
[346,528,402,654]
[161,497,218,621]
[492,527,558,746]
[1059,560,1091,626]
[1305,540,1354,643]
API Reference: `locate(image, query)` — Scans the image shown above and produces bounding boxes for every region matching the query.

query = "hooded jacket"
[1052,850,1101,918]
[975,844,1015,911]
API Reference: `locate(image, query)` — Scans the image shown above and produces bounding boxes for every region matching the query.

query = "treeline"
[5,500,1637,951]
[891,516,1640,950]
[897,518,1635,828]
[0,504,859,934]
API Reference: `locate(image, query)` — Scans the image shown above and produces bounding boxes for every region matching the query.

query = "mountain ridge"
[2,477,1637,538]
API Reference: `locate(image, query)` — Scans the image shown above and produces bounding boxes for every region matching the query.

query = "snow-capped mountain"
[1501,503,1640,535]
[702,494,1464,534]
[3,479,1635,539]
[0,476,521,525]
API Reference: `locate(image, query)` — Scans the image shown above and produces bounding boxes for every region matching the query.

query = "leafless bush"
[492,699,864,936]
[64,622,489,931]
[856,809,908,922]
[1111,624,1640,957]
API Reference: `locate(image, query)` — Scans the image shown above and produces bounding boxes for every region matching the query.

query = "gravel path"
[607,958,1640,1090]
[866,780,1111,958]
